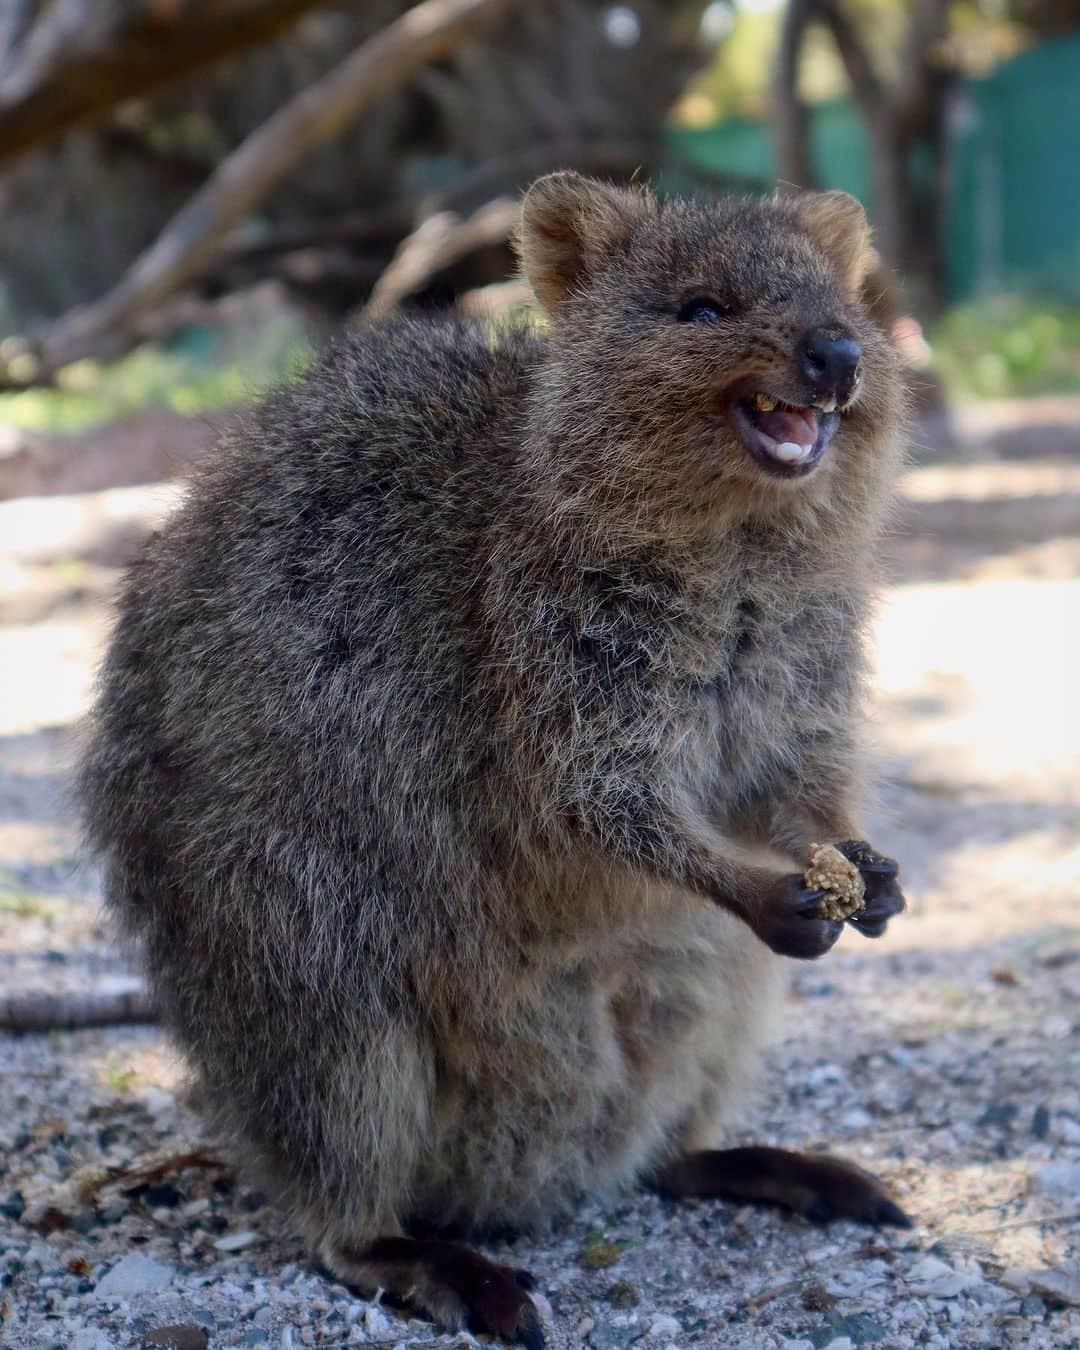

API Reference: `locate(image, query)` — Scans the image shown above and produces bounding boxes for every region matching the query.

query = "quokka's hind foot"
[651,1145,912,1228]
[324,1235,545,1349]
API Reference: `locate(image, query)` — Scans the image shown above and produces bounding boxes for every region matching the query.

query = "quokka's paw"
[757,873,846,959]
[334,1237,545,1349]
[834,840,907,938]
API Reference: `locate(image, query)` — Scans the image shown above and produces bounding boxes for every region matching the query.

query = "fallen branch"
[0,980,157,1033]
[360,195,520,320]
[0,0,519,389]
[961,1211,1080,1235]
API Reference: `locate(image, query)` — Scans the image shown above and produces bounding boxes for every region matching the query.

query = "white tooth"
[773,440,811,463]
[816,396,837,413]
[754,393,777,412]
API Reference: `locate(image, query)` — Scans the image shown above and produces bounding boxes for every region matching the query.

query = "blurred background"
[0,4,1078,1348]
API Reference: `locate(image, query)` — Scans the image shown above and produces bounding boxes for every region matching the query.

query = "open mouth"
[729,391,843,478]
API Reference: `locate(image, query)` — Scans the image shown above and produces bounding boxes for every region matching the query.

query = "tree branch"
[816,0,889,124]
[897,0,950,141]
[360,196,519,320]
[0,0,519,389]
[0,0,349,170]
[773,0,816,188]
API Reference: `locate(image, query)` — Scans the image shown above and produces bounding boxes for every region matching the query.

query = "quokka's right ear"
[518,171,648,315]
[797,190,878,295]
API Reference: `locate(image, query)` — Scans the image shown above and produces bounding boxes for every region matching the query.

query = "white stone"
[213,1229,258,1252]
[648,1313,682,1337]
[999,1266,1032,1294]
[1033,1161,1080,1197]
[840,1106,873,1130]
[913,1271,980,1299]
[806,1063,844,1086]
[70,1332,115,1350]
[823,1339,854,1350]
[1056,1117,1080,1145]
[94,1252,175,1298]
[364,1303,395,1337]
[907,1256,953,1283]
[1029,1263,1080,1308]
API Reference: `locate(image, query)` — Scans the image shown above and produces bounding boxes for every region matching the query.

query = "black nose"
[799,327,862,400]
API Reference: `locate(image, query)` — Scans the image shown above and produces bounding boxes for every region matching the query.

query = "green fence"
[665,32,1080,304]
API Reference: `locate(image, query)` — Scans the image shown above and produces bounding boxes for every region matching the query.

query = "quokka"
[81,173,910,1347]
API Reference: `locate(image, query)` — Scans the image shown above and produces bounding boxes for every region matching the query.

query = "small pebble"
[999,1267,1031,1295]
[1032,1161,1080,1196]
[94,1252,175,1298]
[139,1328,209,1350]
[1028,1263,1080,1309]
[70,1332,114,1350]
[647,1312,681,1338]
[213,1229,259,1252]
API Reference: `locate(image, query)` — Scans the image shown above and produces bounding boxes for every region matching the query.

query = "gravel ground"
[1,401,1078,1349]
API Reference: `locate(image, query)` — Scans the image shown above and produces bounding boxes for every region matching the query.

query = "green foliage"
[0,312,312,435]
[929,294,1080,399]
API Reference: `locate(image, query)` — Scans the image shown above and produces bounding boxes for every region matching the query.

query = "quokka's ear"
[518,171,648,314]
[798,190,878,294]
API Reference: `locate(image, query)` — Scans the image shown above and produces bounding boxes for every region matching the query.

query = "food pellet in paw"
[805,842,865,920]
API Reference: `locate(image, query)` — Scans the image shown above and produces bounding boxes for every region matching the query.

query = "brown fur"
[79,174,907,1335]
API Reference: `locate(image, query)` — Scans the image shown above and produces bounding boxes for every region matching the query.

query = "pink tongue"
[757,406,819,449]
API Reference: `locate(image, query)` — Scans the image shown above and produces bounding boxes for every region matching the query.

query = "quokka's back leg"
[651,1146,911,1227]
[322,1233,545,1349]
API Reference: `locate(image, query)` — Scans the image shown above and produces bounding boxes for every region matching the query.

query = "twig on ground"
[0,983,157,1033]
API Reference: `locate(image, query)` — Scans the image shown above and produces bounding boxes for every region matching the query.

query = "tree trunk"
[773,0,816,189]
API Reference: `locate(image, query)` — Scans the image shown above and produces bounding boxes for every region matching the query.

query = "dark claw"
[759,875,845,958]
[832,840,906,938]
[835,840,901,879]
[795,888,831,915]
[835,840,899,876]
[874,1197,914,1228]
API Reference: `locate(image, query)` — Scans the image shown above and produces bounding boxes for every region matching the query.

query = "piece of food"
[804,842,866,920]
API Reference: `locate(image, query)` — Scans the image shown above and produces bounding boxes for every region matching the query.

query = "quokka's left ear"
[798,190,879,294]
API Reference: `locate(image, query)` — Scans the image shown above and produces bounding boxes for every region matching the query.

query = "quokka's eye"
[676,296,730,324]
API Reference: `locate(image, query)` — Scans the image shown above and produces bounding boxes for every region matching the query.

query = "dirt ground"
[0,398,1077,1349]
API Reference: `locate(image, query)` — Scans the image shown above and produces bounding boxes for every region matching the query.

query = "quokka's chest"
[671,587,860,774]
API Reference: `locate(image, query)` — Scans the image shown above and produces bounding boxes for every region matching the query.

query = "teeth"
[773,441,812,464]
[753,393,777,412]
[814,396,837,413]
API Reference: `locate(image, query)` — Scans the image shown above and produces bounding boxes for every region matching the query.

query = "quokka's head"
[518,172,902,519]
